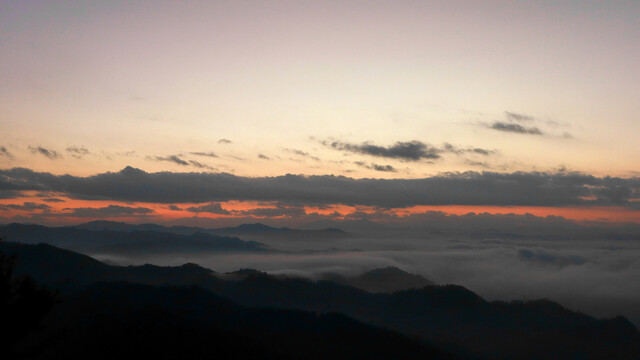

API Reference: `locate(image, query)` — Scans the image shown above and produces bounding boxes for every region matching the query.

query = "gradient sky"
[1,0,639,225]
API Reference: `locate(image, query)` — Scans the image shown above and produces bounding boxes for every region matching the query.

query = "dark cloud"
[325,140,494,162]
[28,146,62,159]
[190,152,218,158]
[324,140,440,161]
[258,154,270,160]
[42,198,65,203]
[0,146,13,159]
[66,146,90,159]
[185,202,230,215]
[505,111,535,122]
[490,122,544,135]
[218,139,232,144]
[354,161,397,173]
[168,205,183,211]
[0,202,52,211]
[1,167,638,209]
[0,191,21,199]
[62,205,155,217]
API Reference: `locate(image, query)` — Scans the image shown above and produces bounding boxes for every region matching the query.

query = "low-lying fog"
[92,228,640,326]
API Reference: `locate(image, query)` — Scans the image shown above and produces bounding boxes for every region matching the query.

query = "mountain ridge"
[3,241,639,360]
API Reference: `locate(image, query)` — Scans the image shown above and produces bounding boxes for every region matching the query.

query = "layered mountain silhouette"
[74,220,349,240]
[0,223,267,255]
[321,266,436,293]
[3,241,639,360]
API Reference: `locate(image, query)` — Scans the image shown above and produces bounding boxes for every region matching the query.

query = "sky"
[1,0,639,225]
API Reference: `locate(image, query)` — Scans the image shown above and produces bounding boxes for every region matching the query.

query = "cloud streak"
[484,111,573,137]
[504,111,535,122]
[490,122,544,135]
[283,148,320,161]
[190,152,218,158]
[322,139,495,162]
[323,140,441,161]
[28,146,62,160]
[66,146,90,159]
[149,155,215,170]
[354,161,397,172]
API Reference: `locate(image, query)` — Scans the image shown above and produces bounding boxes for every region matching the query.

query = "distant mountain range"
[0,223,268,255]
[75,220,349,239]
[3,241,639,360]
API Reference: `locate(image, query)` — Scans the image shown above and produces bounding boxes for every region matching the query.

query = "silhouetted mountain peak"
[228,268,269,277]
[360,266,409,277]
[335,266,436,294]
[180,262,213,272]
[400,284,485,305]
[234,223,279,231]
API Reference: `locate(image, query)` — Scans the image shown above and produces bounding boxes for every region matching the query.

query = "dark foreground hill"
[3,242,640,360]
[15,282,452,360]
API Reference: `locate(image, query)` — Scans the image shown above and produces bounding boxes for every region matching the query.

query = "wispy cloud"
[187,160,216,171]
[484,111,573,137]
[354,161,398,172]
[442,143,497,156]
[28,146,62,160]
[490,122,544,135]
[149,155,215,170]
[283,148,320,161]
[190,152,218,158]
[150,155,189,165]
[66,146,90,159]
[0,146,13,159]
[504,111,535,122]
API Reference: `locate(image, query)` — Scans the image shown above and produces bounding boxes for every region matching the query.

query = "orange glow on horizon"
[1,193,639,225]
